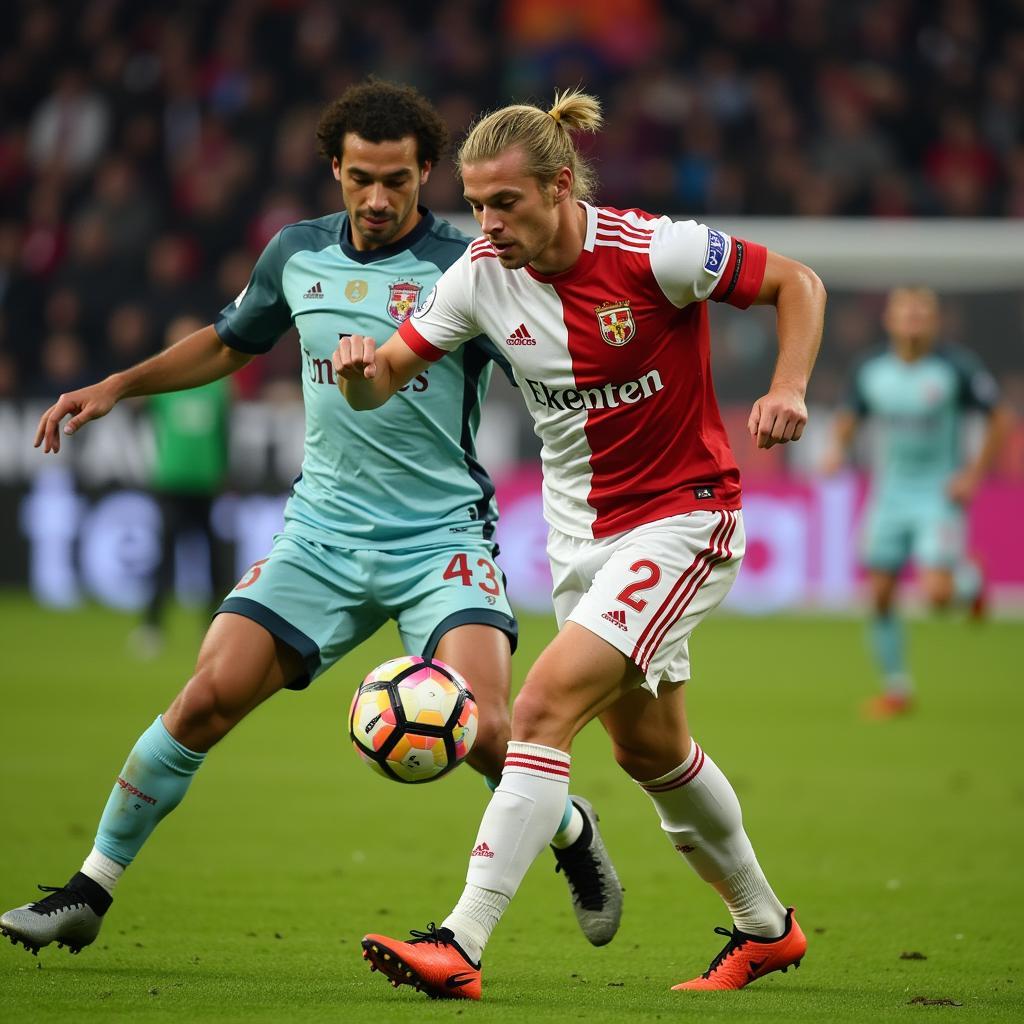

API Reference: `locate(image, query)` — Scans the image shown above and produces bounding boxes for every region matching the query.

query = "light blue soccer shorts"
[860,488,965,573]
[217,529,518,689]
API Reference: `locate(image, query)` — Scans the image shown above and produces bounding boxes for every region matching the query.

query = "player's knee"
[468,706,510,775]
[609,736,682,783]
[922,570,954,609]
[511,682,573,748]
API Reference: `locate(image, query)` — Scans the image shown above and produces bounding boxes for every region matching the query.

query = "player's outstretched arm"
[34,324,251,454]
[747,251,826,450]
[948,402,1015,504]
[333,332,432,410]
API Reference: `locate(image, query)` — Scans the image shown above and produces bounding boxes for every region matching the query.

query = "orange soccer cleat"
[862,692,913,719]
[361,923,482,1000]
[672,908,807,991]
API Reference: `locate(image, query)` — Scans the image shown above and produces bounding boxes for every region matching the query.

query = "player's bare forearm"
[116,325,250,399]
[953,403,1015,500]
[34,324,249,454]
[747,252,827,448]
[333,333,430,410]
[821,410,858,474]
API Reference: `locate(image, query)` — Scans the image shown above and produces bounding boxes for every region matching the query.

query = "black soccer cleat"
[1,872,112,956]
[552,796,624,946]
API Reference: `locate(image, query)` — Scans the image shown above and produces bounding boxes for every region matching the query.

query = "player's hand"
[747,385,807,450]
[332,334,378,381]
[34,379,120,454]
[947,469,979,505]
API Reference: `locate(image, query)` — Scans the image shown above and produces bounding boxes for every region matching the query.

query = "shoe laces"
[29,885,87,917]
[408,922,452,946]
[554,843,607,911]
[700,926,746,979]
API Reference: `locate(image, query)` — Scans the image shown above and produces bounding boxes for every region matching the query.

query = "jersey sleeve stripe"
[596,216,654,241]
[595,228,652,247]
[710,238,767,309]
[594,239,651,253]
[598,207,658,230]
[398,318,447,361]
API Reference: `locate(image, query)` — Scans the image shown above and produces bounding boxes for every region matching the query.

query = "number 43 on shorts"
[442,553,502,598]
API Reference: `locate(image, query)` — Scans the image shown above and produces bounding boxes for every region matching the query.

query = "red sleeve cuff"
[399,319,447,362]
[710,238,767,309]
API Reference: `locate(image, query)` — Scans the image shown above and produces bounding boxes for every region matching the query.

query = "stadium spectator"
[27,69,111,178]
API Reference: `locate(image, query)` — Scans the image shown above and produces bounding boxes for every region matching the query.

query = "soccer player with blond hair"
[334,88,827,997]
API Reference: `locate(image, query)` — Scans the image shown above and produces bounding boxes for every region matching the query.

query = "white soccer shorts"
[548,510,744,694]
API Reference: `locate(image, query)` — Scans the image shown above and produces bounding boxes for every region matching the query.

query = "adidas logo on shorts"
[471,842,495,858]
[602,609,628,631]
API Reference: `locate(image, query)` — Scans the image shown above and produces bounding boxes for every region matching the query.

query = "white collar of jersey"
[581,201,598,253]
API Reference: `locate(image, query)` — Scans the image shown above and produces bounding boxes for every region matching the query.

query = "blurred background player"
[131,313,233,658]
[2,80,620,959]
[823,286,1013,718]
[335,88,825,997]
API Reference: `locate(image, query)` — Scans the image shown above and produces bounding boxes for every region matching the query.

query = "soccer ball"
[348,656,478,783]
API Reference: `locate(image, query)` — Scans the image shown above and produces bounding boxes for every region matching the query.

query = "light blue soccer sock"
[486,775,578,846]
[868,613,911,695]
[93,716,206,868]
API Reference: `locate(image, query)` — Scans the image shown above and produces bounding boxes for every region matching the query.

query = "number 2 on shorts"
[615,559,661,612]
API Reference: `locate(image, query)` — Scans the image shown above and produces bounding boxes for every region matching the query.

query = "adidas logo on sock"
[471,841,495,858]
[505,323,537,346]
[303,281,324,299]
[602,609,628,631]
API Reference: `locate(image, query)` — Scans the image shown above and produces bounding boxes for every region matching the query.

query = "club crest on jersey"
[386,281,422,324]
[346,279,368,303]
[595,300,635,347]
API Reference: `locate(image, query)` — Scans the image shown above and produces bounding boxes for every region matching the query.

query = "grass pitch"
[1,592,1021,1022]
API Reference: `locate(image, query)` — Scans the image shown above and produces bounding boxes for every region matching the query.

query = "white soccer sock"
[638,740,786,937]
[81,847,125,896]
[443,741,570,959]
[712,860,787,937]
[442,885,508,964]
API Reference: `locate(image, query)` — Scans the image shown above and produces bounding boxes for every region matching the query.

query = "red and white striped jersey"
[399,202,767,539]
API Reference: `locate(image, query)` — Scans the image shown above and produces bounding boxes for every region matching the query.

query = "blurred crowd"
[1,0,1022,402]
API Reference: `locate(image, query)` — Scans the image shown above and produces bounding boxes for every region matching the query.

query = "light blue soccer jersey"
[846,345,999,494]
[215,210,510,549]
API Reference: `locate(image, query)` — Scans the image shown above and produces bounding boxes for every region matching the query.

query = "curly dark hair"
[315,78,449,167]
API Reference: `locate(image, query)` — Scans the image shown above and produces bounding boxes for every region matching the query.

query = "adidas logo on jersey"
[303,281,324,299]
[471,842,495,858]
[602,609,628,631]
[505,323,537,346]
